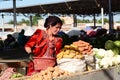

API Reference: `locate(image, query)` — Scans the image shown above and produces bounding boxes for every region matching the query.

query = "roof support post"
[1,14,4,32]
[1,14,4,26]
[108,0,113,33]
[93,14,96,28]
[101,8,104,28]
[13,0,17,32]
[29,15,32,27]
[73,14,77,27]
[111,13,114,29]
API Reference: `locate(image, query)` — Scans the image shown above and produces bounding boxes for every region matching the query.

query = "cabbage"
[114,40,120,47]
[111,47,119,55]
[105,40,116,50]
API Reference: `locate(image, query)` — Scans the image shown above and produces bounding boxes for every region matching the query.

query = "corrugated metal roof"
[0,0,120,15]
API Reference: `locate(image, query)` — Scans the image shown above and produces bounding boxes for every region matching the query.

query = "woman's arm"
[24,29,42,54]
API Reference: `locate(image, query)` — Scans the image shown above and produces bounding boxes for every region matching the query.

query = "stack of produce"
[105,40,120,55]
[57,40,93,73]
[72,40,95,70]
[57,44,83,60]
[93,48,120,69]
[57,40,93,60]
[26,66,72,80]
[72,40,93,55]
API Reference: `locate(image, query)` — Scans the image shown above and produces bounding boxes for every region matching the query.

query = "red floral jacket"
[25,29,63,75]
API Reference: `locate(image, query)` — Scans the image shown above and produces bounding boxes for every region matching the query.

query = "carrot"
[87,46,92,52]
[89,45,93,48]
[73,42,78,45]
[78,47,85,52]
[87,49,93,55]
[83,45,89,49]
[78,43,86,47]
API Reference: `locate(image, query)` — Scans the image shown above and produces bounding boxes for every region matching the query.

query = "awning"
[0,0,120,15]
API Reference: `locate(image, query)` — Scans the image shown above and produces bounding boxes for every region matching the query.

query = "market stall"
[0,0,120,80]
[0,39,120,80]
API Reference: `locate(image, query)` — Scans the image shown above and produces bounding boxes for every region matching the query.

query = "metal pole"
[111,13,114,28]
[73,14,77,27]
[101,8,104,28]
[1,14,4,32]
[93,14,96,28]
[13,0,17,32]
[108,0,113,33]
[29,15,32,27]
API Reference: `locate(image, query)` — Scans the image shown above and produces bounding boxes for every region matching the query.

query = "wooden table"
[0,59,30,75]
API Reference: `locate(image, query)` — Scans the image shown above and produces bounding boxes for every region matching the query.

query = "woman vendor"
[25,16,63,76]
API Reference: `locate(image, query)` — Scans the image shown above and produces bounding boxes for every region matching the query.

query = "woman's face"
[49,23,62,35]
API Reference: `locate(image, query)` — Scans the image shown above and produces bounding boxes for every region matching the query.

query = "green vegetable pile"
[10,73,24,79]
[105,40,120,55]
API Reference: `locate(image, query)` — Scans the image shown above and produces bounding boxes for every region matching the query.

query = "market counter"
[54,65,120,80]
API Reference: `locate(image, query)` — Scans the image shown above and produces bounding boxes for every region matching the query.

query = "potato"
[57,51,64,59]
[47,67,55,72]
[47,72,52,79]
[63,54,74,58]
[52,71,59,78]
[75,55,84,59]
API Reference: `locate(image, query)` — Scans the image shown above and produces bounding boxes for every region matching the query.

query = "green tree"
[77,19,82,23]
[32,14,43,26]
[18,19,29,25]
[91,19,97,23]
[83,19,91,23]
[97,18,109,24]
[77,19,91,23]
[7,20,14,24]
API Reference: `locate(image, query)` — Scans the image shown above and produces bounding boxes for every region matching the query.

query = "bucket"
[33,57,56,71]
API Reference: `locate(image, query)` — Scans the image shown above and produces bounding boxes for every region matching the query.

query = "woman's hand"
[25,47,34,60]
[29,52,34,60]
[25,47,32,54]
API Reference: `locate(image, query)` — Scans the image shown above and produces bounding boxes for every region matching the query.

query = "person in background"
[58,30,70,47]
[96,28,107,36]
[0,39,4,50]
[78,30,88,41]
[4,34,16,48]
[17,29,27,47]
[25,16,63,75]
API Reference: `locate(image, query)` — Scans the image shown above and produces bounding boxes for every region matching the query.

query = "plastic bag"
[57,58,86,73]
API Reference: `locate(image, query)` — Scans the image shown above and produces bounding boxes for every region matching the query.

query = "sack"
[57,58,86,73]
[33,57,56,71]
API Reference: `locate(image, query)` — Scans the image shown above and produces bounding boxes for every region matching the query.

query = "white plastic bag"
[57,58,86,73]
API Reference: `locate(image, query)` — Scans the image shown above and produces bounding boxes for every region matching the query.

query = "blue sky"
[0,0,120,24]
[0,0,71,24]
[0,0,69,9]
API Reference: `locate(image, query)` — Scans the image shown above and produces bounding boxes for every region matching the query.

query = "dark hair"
[44,16,63,28]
